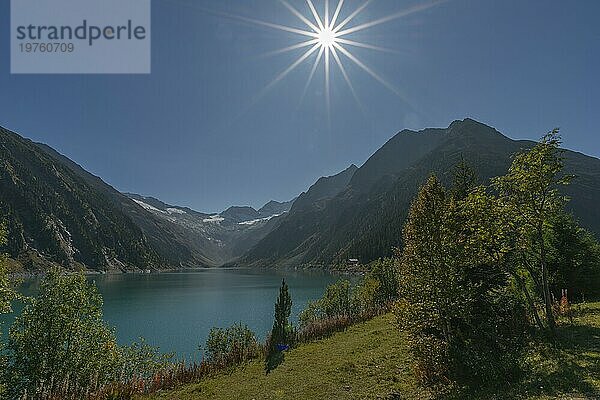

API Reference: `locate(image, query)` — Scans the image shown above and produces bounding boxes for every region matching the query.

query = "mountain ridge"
[2,119,599,271]
[238,118,600,268]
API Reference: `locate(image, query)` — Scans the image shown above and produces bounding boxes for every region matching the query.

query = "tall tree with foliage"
[494,129,571,332]
[271,279,292,346]
[5,268,169,398]
[5,269,121,397]
[396,175,526,386]
[265,279,293,373]
[450,157,478,201]
[366,258,399,305]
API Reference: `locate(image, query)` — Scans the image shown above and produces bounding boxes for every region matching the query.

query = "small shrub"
[118,338,173,379]
[204,323,260,366]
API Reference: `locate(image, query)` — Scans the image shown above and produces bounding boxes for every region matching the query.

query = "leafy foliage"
[547,212,600,301]
[0,223,17,398]
[395,175,527,387]
[3,269,169,398]
[494,129,572,332]
[0,223,16,317]
[366,258,400,305]
[299,261,398,328]
[204,323,260,366]
[5,269,121,397]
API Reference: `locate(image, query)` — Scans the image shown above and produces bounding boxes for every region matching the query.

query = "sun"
[211,0,446,115]
[317,27,336,48]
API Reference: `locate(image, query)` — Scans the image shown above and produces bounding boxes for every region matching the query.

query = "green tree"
[395,176,457,383]
[494,129,571,332]
[265,279,293,373]
[547,212,600,301]
[4,269,170,397]
[450,157,478,201]
[461,185,545,329]
[396,175,526,386]
[5,269,121,397]
[271,279,293,346]
[319,279,352,318]
[352,276,380,314]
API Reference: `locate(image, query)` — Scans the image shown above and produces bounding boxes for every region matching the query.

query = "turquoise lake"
[1,268,343,360]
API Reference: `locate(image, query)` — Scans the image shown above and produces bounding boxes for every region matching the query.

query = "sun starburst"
[250,0,446,115]
[185,0,446,119]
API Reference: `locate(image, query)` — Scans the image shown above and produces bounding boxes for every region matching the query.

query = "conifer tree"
[271,279,292,346]
[265,279,292,373]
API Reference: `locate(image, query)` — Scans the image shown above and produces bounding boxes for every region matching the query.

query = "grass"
[140,303,600,400]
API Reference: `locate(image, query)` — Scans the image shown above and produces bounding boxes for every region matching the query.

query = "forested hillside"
[0,127,160,271]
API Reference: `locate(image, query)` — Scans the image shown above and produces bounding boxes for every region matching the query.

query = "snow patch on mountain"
[238,213,283,225]
[133,199,165,214]
[203,215,225,223]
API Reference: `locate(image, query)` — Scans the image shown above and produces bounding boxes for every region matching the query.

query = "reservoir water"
[1,268,342,360]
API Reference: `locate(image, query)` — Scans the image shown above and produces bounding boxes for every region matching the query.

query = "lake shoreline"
[3,268,347,359]
[8,264,365,280]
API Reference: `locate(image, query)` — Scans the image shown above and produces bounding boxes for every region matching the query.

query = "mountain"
[125,193,209,218]
[125,194,293,266]
[4,118,598,271]
[33,140,229,269]
[220,206,261,223]
[291,165,358,212]
[0,126,293,271]
[258,199,296,218]
[239,119,600,268]
[0,126,162,271]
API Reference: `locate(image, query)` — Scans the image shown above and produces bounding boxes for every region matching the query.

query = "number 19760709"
[19,42,74,53]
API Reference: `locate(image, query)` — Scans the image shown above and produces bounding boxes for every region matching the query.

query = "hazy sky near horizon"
[1,0,599,212]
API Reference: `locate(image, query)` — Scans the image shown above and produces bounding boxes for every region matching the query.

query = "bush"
[298,279,354,329]
[299,267,397,330]
[366,258,399,305]
[204,323,260,366]
[352,276,380,314]
[118,338,172,380]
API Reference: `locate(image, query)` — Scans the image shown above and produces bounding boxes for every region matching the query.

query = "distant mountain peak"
[447,118,505,138]
[291,164,358,212]
[258,198,295,218]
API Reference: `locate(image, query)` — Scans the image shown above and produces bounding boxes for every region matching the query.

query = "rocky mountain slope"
[239,119,600,268]
[0,126,293,271]
[125,194,293,266]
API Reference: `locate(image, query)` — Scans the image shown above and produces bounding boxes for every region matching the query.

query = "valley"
[2,119,600,272]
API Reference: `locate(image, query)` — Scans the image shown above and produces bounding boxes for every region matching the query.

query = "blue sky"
[1,0,598,212]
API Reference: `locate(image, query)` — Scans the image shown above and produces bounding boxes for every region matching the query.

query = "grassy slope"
[142,304,600,400]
